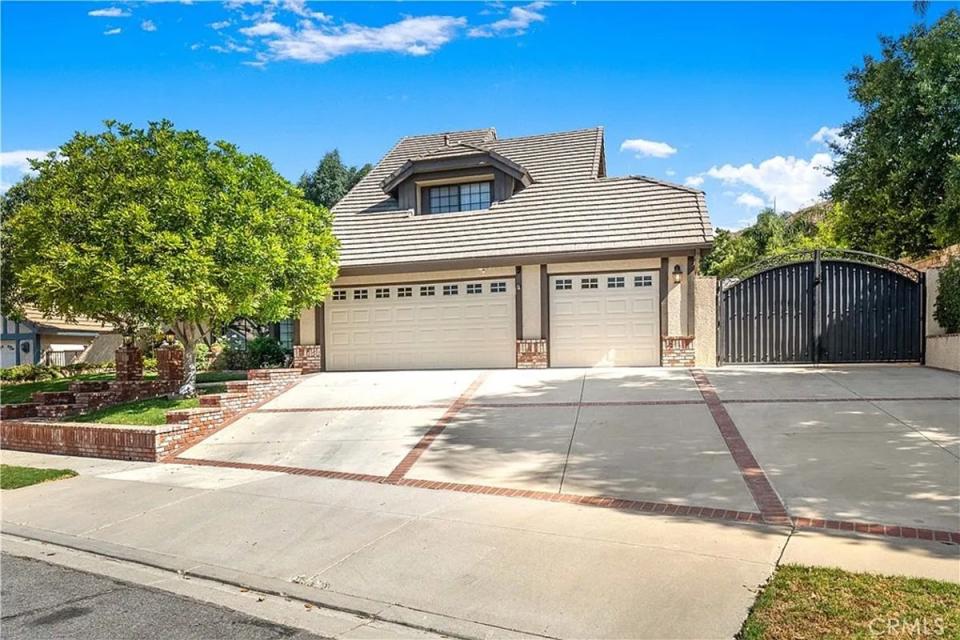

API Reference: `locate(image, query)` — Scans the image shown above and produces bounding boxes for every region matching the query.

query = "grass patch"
[1,465,77,490]
[73,396,200,426]
[0,370,241,405]
[740,565,960,639]
[196,371,247,383]
[198,383,227,394]
[0,372,162,405]
[0,373,115,405]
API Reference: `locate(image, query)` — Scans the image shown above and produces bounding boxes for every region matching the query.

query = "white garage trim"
[325,276,517,371]
[549,270,660,367]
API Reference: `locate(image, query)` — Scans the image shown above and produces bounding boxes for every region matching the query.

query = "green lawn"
[0,373,117,405]
[741,565,960,639]
[73,397,201,426]
[196,370,247,383]
[0,370,245,405]
[1,465,77,490]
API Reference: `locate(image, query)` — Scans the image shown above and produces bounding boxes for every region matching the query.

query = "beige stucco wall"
[926,334,959,372]
[693,276,717,367]
[666,257,687,335]
[334,266,515,286]
[546,258,660,274]
[521,265,541,339]
[926,268,943,336]
[299,307,317,346]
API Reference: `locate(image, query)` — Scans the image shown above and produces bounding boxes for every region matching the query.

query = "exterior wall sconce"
[672,264,683,284]
[164,329,176,345]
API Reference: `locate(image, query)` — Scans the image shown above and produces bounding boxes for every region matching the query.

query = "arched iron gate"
[718,249,924,365]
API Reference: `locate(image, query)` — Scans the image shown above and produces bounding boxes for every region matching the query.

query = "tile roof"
[20,306,113,334]
[332,127,713,270]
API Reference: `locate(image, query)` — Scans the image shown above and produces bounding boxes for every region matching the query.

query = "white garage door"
[325,278,516,370]
[550,271,660,367]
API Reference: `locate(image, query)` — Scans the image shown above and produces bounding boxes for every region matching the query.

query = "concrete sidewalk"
[3,451,958,639]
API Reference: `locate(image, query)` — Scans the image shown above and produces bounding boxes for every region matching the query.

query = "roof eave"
[337,241,715,277]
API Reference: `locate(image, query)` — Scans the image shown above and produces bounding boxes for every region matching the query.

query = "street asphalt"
[1,554,321,640]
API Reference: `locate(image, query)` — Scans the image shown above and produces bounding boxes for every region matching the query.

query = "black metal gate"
[718,249,924,365]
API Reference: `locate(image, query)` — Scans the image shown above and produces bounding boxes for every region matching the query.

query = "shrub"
[194,342,211,371]
[934,257,960,334]
[209,337,249,371]
[247,336,288,368]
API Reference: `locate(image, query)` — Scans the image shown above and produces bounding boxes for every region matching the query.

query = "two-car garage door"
[325,278,516,370]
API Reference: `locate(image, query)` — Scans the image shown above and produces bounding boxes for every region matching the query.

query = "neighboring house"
[1,307,117,368]
[293,127,714,371]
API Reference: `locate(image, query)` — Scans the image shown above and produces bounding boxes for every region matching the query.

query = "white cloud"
[141,20,157,32]
[620,138,677,159]
[811,125,849,150]
[251,15,467,63]
[468,1,549,37]
[211,40,251,53]
[282,0,330,22]
[665,169,676,177]
[705,152,834,211]
[88,7,130,17]
[0,149,52,193]
[104,27,122,36]
[239,21,291,37]
[735,192,766,209]
[684,175,704,188]
[210,20,232,30]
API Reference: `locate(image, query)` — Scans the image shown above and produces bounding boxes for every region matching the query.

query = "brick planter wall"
[115,345,144,382]
[516,340,548,368]
[662,336,695,367]
[157,345,185,383]
[1,368,303,462]
[1,403,40,420]
[293,345,323,373]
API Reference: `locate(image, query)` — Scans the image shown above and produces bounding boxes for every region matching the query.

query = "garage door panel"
[550,271,660,367]
[326,278,516,371]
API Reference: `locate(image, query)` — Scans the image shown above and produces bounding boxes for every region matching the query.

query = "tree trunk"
[172,320,208,398]
[178,339,198,397]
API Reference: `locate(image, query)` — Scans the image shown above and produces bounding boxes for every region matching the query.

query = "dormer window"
[426,181,492,214]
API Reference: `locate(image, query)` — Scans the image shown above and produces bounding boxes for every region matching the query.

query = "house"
[292,127,715,371]
[1,306,118,368]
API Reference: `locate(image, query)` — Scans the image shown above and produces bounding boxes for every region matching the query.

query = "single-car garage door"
[325,278,516,370]
[550,271,660,367]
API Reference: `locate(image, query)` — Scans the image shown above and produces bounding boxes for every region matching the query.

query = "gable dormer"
[380,139,533,214]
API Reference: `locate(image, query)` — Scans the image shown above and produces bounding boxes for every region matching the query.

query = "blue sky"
[2,1,955,229]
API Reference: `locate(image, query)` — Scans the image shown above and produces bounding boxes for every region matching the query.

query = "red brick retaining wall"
[1,368,303,462]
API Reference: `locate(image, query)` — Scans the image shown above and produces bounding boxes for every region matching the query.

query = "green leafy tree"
[1,120,339,395]
[934,257,960,333]
[829,10,960,258]
[298,150,371,209]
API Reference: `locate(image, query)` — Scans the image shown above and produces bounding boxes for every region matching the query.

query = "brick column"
[661,336,695,367]
[156,345,185,387]
[293,345,323,373]
[516,339,548,368]
[115,345,144,382]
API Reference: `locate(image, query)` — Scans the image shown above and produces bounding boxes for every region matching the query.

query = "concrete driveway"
[179,365,960,533]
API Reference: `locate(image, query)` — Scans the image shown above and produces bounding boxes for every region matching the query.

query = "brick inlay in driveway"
[384,372,489,483]
[691,369,791,526]
[170,456,960,543]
